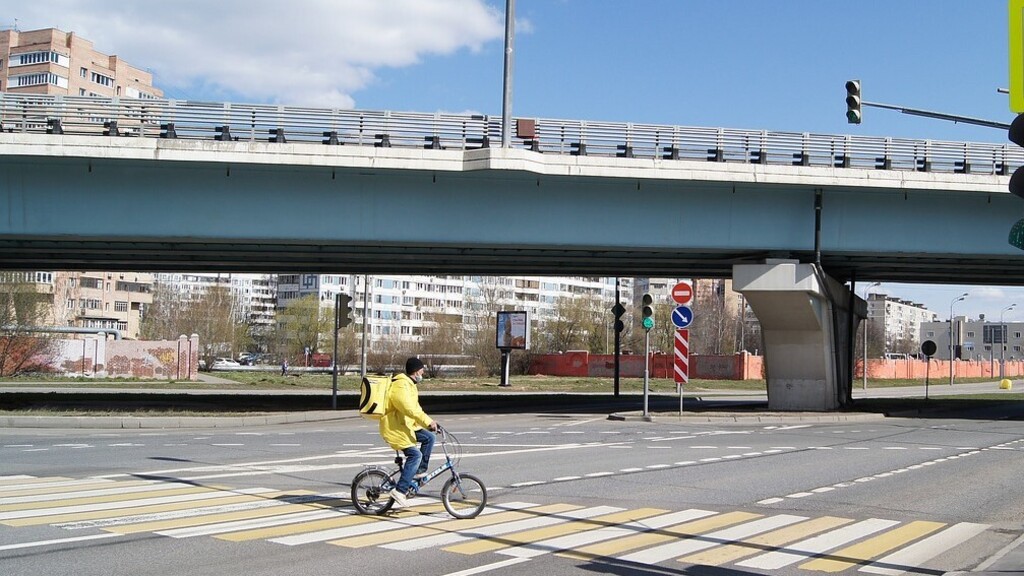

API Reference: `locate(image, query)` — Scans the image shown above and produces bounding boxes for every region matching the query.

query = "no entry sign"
[671,282,693,305]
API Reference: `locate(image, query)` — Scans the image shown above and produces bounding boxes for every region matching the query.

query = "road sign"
[671,305,693,329]
[921,340,937,357]
[671,282,693,305]
[1012,0,1024,112]
[674,329,689,385]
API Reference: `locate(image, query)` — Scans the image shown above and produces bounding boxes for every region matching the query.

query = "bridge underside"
[2,138,1024,284]
[0,239,1016,284]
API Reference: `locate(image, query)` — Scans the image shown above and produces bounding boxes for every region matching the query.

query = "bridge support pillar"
[733,260,865,411]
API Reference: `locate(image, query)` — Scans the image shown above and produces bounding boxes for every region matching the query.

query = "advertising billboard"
[495,311,529,350]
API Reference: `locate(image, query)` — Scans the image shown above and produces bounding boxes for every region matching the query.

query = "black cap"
[405,357,425,375]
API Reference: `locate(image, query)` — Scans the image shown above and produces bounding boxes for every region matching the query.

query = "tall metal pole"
[360,275,371,377]
[949,293,968,385]
[500,0,515,148]
[1001,304,1016,380]
[332,293,340,409]
[614,277,620,397]
[642,329,650,418]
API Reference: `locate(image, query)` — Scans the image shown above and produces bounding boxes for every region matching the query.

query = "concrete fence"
[529,351,764,380]
[47,334,200,380]
[857,358,1024,380]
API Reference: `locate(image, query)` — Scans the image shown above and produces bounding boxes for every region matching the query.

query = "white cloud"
[14,0,504,106]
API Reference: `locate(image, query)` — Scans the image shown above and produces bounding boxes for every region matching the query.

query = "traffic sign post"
[675,329,689,414]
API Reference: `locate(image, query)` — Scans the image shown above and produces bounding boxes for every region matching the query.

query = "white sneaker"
[413,471,427,480]
[389,489,408,508]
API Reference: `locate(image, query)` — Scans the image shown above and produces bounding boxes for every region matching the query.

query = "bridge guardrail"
[1,93,1019,175]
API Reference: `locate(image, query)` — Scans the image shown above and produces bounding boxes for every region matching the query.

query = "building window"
[80,67,87,78]
[90,71,114,87]
[79,88,86,96]
[12,72,68,88]
[11,50,69,67]
[114,301,128,312]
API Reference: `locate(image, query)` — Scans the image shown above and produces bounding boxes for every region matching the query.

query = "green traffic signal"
[641,293,654,331]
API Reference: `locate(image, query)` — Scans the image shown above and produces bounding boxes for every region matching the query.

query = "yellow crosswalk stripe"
[559,511,761,561]
[0,476,71,488]
[3,492,282,527]
[0,485,217,512]
[678,516,855,565]
[216,503,445,542]
[0,479,153,498]
[799,520,945,572]
[329,503,578,548]
[105,494,334,535]
[447,507,668,556]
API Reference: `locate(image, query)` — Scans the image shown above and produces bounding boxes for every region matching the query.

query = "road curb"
[607,411,888,423]
[0,410,359,429]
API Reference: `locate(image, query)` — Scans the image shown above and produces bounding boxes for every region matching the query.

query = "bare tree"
[0,274,57,376]
[420,311,463,377]
[464,282,505,376]
[274,294,331,365]
[537,294,603,353]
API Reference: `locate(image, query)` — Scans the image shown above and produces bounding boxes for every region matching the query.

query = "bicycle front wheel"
[441,473,487,519]
[351,468,396,515]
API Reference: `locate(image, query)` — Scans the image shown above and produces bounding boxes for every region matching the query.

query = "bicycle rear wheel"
[351,468,397,515]
[441,473,487,519]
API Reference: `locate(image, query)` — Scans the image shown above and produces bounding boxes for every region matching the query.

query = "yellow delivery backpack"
[358,374,392,420]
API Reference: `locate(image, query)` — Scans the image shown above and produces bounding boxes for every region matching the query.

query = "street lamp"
[949,292,968,385]
[1001,303,1017,380]
[862,282,880,390]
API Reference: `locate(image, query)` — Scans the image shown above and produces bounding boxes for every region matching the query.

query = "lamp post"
[862,282,880,390]
[1001,303,1017,380]
[949,292,968,385]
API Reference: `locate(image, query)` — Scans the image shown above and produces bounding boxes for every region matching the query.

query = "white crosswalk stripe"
[619,514,808,564]
[736,518,901,570]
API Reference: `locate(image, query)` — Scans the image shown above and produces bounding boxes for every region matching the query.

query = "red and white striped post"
[675,329,689,412]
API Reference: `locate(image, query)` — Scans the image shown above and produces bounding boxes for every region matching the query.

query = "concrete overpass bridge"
[2,94,1023,411]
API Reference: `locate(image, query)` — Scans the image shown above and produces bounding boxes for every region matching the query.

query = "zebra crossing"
[0,474,990,574]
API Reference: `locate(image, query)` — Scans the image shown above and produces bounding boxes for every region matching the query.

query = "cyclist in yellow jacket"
[379,357,437,507]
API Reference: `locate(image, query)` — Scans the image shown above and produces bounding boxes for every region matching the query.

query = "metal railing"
[1,93,1019,176]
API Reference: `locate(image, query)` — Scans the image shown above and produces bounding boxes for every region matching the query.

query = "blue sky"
[12,0,1022,321]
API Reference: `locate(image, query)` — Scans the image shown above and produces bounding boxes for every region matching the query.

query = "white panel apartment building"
[866,293,936,350]
[276,274,627,348]
[156,273,276,329]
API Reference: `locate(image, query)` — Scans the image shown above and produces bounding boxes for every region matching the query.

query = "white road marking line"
[56,496,332,529]
[757,498,785,505]
[737,518,900,570]
[440,557,531,576]
[619,514,807,564]
[159,508,349,538]
[552,476,581,482]
[0,532,122,551]
[0,480,192,504]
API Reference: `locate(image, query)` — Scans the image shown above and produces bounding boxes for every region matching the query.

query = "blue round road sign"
[671,306,693,329]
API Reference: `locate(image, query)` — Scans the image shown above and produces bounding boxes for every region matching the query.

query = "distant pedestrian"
[281,359,288,376]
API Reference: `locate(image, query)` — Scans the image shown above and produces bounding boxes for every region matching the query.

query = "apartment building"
[0,27,162,99]
[921,318,1024,362]
[156,273,277,329]
[866,293,936,351]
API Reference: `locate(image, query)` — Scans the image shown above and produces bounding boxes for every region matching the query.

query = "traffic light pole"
[614,279,620,397]
[862,101,1009,130]
[643,329,650,419]
[332,293,341,410]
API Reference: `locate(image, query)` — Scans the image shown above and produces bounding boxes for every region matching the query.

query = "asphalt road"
[3,404,1024,576]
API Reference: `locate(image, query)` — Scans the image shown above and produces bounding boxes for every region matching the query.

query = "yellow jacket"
[378,373,433,450]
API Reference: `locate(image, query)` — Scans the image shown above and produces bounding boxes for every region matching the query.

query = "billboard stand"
[496,311,529,388]
[499,348,511,387]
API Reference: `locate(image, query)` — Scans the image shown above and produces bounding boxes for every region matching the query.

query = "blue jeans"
[396,429,435,494]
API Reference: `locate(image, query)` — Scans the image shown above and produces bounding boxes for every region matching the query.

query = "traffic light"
[611,302,626,333]
[641,293,654,331]
[336,293,353,329]
[845,80,862,124]
[1008,113,1024,249]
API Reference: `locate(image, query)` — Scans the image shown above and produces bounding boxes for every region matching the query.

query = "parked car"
[212,357,241,369]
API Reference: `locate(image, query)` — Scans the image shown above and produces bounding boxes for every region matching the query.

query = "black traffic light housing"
[641,293,655,331]
[1008,114,1024,250]
[611,302,626,333]
[336,293,353,329]
[846,80,862,124]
